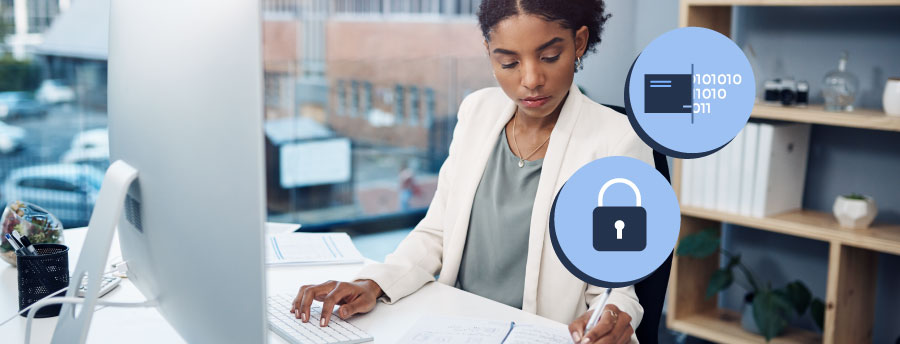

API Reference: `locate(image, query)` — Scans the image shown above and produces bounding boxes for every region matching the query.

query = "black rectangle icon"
[645,74,692,113]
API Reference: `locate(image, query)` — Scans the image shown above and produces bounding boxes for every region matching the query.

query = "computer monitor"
[52,0,267,342]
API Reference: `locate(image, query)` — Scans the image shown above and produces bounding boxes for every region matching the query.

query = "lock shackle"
[598,178,641,207]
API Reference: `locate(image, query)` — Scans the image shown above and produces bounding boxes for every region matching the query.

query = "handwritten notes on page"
[398,315,571,344]
[503,322,573,344]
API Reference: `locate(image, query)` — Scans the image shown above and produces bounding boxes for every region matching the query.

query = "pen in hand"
[584,288,612,334]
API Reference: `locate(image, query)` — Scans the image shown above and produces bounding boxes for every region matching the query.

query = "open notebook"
[398,315,571,344]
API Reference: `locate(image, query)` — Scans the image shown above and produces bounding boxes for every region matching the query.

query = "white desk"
[1,225,566,343]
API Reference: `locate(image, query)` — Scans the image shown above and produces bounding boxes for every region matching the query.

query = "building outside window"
[27,0,60,34]
[260,0,495,230]
[0,0,496,232]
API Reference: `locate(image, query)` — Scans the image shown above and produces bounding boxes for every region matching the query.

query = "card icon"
[644,74,691,113]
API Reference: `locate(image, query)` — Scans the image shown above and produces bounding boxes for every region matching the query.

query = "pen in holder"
[17,243,69,318]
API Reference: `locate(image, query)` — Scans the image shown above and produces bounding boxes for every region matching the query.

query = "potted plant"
[833,193,877,229]
[676,228,825,341]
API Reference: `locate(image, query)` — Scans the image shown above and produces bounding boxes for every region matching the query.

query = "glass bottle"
[822,51,859,112]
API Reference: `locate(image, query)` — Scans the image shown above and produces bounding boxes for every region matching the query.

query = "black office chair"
[603,104,673,344]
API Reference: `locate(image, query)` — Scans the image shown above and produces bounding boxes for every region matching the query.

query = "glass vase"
[1,201,65,267]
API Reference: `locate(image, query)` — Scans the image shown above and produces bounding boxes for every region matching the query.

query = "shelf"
[675,2,892,343]
[669,309,822,344]
[751,103,900,132]
[681,206,900,255]
[683,0,900,6]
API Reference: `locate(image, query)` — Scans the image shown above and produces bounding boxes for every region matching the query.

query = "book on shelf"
[680,121,810,218]
[738,123,759,216]
[713,130,745,214]
[750,122,811,217]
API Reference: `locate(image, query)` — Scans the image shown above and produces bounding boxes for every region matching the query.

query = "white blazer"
[356,83,654,339]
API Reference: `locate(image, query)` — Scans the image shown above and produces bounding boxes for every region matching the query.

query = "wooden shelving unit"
[681,206,900,255]
[751,104,900,133]
[670,309,822,344]
[669,1,898,343]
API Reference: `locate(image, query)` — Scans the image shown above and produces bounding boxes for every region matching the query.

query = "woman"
[292,1,653,343]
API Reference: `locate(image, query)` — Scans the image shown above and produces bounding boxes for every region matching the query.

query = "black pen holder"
[17,243,69,318]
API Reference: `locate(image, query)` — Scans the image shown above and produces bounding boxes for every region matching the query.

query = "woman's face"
[485,14,588,119]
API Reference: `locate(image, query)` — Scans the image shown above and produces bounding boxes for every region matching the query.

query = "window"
[332,0,481,16]
[0,0,502,234]
[262,5,496,230]
[336,79,346,115]
[394,84,405,124]
[454,0,481,15]
[1,0,14,35]
[0,12,110,228]
[27,0,60,34]
[333,0,384,15]
[350,80,360,117]
[408,85,419,126]
[363,81,373,114]
[424,87,435,129]
[265,72,284,108]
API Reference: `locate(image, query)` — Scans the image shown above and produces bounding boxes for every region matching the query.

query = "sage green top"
[455,127,543,309]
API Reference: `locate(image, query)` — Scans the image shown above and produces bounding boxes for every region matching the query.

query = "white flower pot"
[833,195,877,229]
[885,78,900,116]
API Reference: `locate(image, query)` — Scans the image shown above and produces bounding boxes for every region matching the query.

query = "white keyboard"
[267,294,373,344]
[76,273,121,298]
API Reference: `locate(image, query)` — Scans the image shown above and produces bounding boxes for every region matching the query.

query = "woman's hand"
[568,304,634,344]
[290,279,384,327]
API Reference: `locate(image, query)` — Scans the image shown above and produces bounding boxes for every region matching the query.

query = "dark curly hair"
[477,0,611,57]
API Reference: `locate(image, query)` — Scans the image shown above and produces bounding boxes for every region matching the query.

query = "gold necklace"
[512,113,551,168]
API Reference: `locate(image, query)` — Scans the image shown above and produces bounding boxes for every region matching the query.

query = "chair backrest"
[603,104,673,344]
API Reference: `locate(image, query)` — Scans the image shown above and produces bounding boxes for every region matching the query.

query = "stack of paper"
[398,315,572,344]
[265,232,365,265]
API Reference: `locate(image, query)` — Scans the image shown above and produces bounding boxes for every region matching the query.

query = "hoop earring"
[575,57,584,72]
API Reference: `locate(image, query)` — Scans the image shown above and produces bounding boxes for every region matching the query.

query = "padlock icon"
[593,178,647,251]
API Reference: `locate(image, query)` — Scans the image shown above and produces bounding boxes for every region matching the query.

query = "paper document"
[398,315,571,344]
[265,232,364,265]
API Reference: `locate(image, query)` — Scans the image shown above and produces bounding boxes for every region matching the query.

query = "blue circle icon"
[550,156,680,287]
[625,27,756,158]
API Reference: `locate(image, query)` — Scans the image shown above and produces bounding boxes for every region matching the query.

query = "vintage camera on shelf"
[763,78,809,107]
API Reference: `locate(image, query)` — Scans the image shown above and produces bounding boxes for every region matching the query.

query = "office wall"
[574,0,680,106]
[578,3,900,342]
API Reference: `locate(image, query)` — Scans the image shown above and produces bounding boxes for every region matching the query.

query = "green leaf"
[752,289,793,341]
[810,298,825,331]
[784,281,812,315]
[676,228,720,258]
[726,254,741,269]
[844,193,866,200]
[706,268,733,299]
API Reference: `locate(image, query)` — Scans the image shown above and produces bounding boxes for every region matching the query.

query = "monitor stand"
[51,160,138,344]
